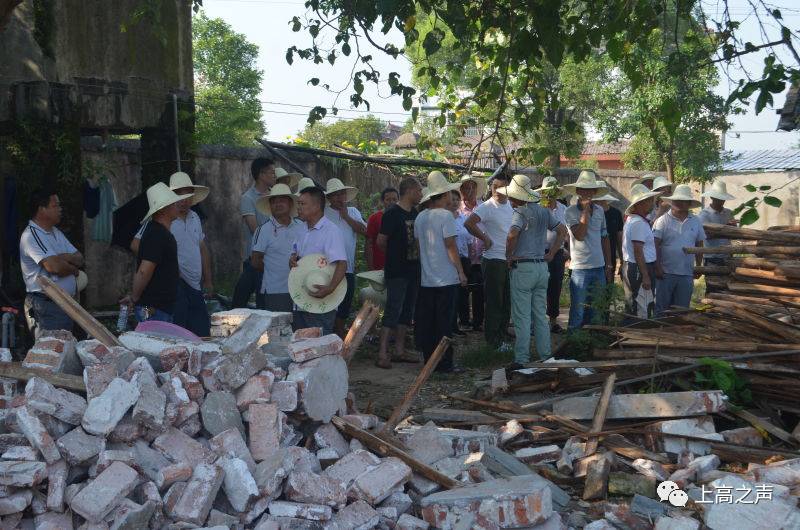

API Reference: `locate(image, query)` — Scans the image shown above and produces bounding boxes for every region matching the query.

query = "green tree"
[193,12,265,146]
[298,115,387,151]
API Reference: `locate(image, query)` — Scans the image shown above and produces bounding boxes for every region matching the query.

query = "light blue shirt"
[252,217,305,294]
[565,204,608,270]
[414,208,459,288]
[324,206,366,274]
[697,206,733,259]
[454,212,470,258]
[653,211,706,276]
[510,203,561,260]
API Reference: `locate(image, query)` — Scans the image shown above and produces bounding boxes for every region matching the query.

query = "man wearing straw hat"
[251,183,305,313]
[122,182,190,323]
[465,173,514,349]
[563,170,613,329]
[233,157,277,309]
[376,177,423,369]
[653,184,706,315]
[457,173,488,331]
[647,176,673,223]
[324,178,366,337]
[132,172,213,336]
[20,189,85,337]
[698,179,737,267]
[290,186,348,334]
[275,167,301,191]
[414,171,467,373]
[501,176,567,363]
[621,184,661,318]
[535,176,569,333]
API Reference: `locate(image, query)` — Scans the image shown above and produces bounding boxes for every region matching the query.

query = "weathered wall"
[708,171,800,229]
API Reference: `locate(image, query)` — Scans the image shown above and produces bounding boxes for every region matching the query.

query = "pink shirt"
[459,199,484,264]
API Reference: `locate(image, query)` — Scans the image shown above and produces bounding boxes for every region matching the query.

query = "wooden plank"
[584,373,616,456]
[331,416,461,489]
[727,282,800,298]
[342,301,380,363]
[684,245,800,256]
[36,276,122,347]
[383,337,451,433]
[729,409,796,445]
[702,223,800,245]
[0,362,85,392]
[421,408,541,424]
[522,359,658,369]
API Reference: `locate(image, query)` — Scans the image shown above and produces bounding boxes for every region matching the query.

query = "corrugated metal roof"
[721,149,800,171]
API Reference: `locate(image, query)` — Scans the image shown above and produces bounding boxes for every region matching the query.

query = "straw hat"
[594,193,619,202]
[535,176,564,197]
[169,172,208,205]
[256,183,297,217]
[324,178,358,202]
[497,174,540,203]
[296,177,318,194]
[356,270,385,292]
[275,167,301,189]
[651,176,672,193]
[662,184,701,208]
[633,173,657,186]
[76,270,88,292]
[459,173,487,197]
[420,171,461,204]
[141,182,190,223]
[562,170,607,195]
[701,180,736,201]
[624,184,662,215]
[288,254,348,314]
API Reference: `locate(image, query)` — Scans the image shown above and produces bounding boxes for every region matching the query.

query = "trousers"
[546,249,566,320]
[481,258,510,346]
[510,262,551,362]
[173,279,211,337]
[655,273,693,315]
[232,259,266,309]
[414,285,457,372]
[567,266,606,329]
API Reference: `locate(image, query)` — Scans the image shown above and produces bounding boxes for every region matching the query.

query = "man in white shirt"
[233,158,276,308]
[414,172,467,373]
[251,184,304,312]
[654,185,706,315]
[621,184,661,319]
[465,174,514,348]
[324,178,367,338]
[20,189,84,337]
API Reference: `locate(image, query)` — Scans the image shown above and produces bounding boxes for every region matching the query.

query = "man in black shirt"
[122,182,188,323]
[597,194,624,277]
[375,177,423,369]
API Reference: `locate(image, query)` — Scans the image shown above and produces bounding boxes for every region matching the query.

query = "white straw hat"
[420,171,461,204]
[288,254,348,314]
[651,176,672,193]
[497,174,540,203]
[459,173,488,197]
[633,173,657,186]
[76,270,88,292]
[594,193,619,202]
[562,170,607,195]
[624,184,661,215]
[356,269,385,292]
[662,184,701,208]
[324,178,358,202]
[296,177,319,195]
[534,176,565,197]
[142,182,190,223]
[256,183,297,217]
[701,180,736,201]
[169,172,209,205]
[275,167,302,189]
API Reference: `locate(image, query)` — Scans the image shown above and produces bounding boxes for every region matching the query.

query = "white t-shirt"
[20,221,78,295]
[324,206,365,274]
[545,201,567,251]
[252,217,305,294]
[414,208,459,288]
[454,212,470,258]
[473,197,513,260]
[136,211,205,290]
[623,214,656,264]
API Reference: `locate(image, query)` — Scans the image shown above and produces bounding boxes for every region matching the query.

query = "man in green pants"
[465,174,513,350]
[502,175,567,364]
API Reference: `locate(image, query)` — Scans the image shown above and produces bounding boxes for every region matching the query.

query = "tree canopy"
[297,115,388,152]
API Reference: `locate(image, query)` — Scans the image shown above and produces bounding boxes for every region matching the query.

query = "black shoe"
[550,323,564,334]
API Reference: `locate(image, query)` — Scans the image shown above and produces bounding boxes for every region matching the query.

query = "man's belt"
[516,258,546,264]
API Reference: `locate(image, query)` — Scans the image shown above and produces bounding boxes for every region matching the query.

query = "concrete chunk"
[322,449,380,488]
[655,515,700,530]
[235,374,273,411]
[287,355,348,423]
[131,384,166,432]
[109,498,156,530]
[0,489,32,515]
[249,403,281,462]
[514,445,562,465]
[25,377,87,425]
[57,426,107,464]
[420,476,553,529]
[14,407,61,464]
[1,446,39,461]
[268,500,332,521]
[0,461,47,487]
[396,513,430,529]
[76,340,135,373]
[406,423,454,465]
[555,391,727,420]
[69,462,139,523]
[646,416,723,455]
[81,378,139,436]
[170,463,225,525]
[201,391,245,437]
[213,346,269,391]
[219,456,259,512]
[152,427,212,466]
[350,457,412,505]
[284,471,347,509]
[271,381,298,412]
[209,427,257,474]
[221,314,275,354]
[313,423,350,459]
[288,335,343,363]
[331,500,379,529]
[608,472,656,497]
[34,511,74,530]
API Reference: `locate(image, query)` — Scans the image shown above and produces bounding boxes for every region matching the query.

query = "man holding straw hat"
[621,184,661,319]
[653,184,706,315]
[563,170,612,329]
[535,176,569,333]
[457,172,488,331]
[502,176,567,364]
[289,186,348,335]
[122,182,190,323]
[251,183,305,313]
[324,178,367,338]
[414,171,467,374]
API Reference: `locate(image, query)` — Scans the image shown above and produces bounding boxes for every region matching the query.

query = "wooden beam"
[342,301,380,363]
[702,223,800,245]
[684,245,800,256]
[584,373,616,456]
[0,362,85,392]
[729,409,796,445]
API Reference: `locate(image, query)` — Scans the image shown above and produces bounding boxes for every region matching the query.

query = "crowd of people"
[19,158,738,372]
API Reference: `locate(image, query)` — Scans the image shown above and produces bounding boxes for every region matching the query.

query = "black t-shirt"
[380,204,420,279]
[605,206,624,262]
[137,221,179,313]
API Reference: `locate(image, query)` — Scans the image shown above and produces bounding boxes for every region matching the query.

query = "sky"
[202,0,800,152]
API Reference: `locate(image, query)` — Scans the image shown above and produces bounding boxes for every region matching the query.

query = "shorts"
[382,276,420,328]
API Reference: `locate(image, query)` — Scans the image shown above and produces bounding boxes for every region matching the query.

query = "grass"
[461,342,513,369]
[691,276,707,307]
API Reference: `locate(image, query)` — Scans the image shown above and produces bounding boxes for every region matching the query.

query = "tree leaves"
[422,27,445,55]
[763,196,782,207]
[739,207,760,226]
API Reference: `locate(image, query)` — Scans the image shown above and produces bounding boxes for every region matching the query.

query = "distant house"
[777,82,800,131]
[560,141,631,169]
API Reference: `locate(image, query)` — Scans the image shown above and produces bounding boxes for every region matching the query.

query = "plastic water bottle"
[117,304,129,333]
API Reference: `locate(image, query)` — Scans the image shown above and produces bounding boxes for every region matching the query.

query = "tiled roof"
[580,141,631,155]
[721,149,800,171]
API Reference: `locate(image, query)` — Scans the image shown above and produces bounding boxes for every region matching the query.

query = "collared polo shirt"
[240,185,269,258]
[252,217,305,294]
[136,211,205,290]
[653,211,706,275]
[565,203,608,270]
[697,206,733,259]
[324,206,365,273]
[294,216,348,265]
[20,221,78,295]
[510,203,561,260]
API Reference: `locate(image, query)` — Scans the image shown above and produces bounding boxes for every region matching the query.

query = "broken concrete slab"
[331,500,379,529]
[420,476,553,529]
[270,381,298,412]
[268,500,332,521]
[286,355,349,423]
[288,335,343,363]
[13,406,61,464]
[1,446,38,461]
[398,426,496,456]
[221,314,280,354]
[284,471,347,509]
[213,346,269,391]
[405,423,454,465]
[0,489,32,516]
[69,462,139,523]
[554,391,727,420]
[703,476,800,530]
[56,428,105,466]
[249,403,281,462]
[170,463,225,525]
[322,450,380,489]
[200,391,245,438]
[81,378,139,436]
[25,377,87,425]
[33,511,74,530]
[152,427,212,467]
[219,456,259,513]
[349,457,412,505]
[0,461,47,487]
[209,428,257,474]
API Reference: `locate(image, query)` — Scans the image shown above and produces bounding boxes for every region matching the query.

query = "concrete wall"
[707,171,800,230]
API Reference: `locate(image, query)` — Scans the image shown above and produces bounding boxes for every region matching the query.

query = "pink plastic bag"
[134,320,201,343]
